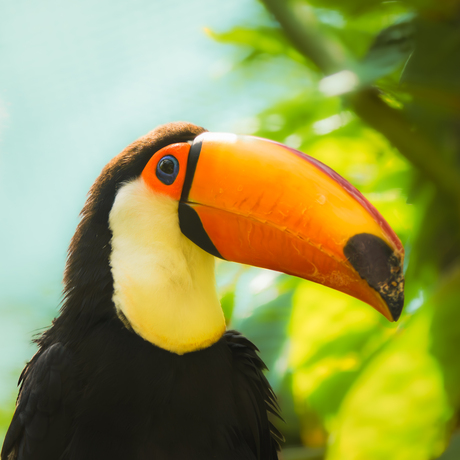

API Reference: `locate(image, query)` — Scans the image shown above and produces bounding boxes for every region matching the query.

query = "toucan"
[1,122,404,460]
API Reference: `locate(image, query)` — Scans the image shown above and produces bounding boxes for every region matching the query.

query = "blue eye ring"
[156,155,179,185]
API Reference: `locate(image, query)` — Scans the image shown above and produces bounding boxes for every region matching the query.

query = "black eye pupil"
[156,154,179,185]
[159,158,175,174]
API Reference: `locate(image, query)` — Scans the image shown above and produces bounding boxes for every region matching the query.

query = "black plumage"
[2,328,281,460]
[1,123,282,460]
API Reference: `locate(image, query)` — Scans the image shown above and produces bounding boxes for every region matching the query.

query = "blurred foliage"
[212,0,460,458]
[2,0,460,459]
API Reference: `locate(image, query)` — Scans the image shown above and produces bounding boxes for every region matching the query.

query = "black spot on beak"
[344,233,404,321]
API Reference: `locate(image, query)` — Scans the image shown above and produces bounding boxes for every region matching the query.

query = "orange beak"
[176,133,404,321]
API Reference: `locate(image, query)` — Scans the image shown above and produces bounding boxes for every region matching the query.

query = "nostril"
[344,233,405,321]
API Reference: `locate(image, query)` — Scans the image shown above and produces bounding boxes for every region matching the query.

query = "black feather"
[1,344,77,460]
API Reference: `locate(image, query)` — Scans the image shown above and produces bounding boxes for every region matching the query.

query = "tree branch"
[351,90,460,200]
[261,0,344,74]
[261,0,460,204]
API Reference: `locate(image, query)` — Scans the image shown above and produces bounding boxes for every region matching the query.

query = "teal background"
[0,0,289,407]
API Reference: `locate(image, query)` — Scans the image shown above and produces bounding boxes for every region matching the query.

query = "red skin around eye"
[141,143,191,201]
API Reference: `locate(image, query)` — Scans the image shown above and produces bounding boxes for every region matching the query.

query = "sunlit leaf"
[208,26,305,63]
[327,304,451,460]
[290,280,397,438]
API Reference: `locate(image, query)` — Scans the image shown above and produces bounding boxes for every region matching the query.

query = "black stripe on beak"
[181,138,202,202]
[178,137,223,259]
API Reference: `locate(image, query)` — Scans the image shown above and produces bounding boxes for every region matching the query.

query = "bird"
[1,122,404,460]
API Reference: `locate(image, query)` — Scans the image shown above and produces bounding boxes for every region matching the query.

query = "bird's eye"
[156,155,179,185]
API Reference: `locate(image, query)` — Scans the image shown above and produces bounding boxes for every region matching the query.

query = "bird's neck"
[108,179,226,354]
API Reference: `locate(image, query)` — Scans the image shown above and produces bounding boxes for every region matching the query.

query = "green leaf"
[231,269,299,388]
[400,17,460,153]
[230,268,302,441]
[290,280,396,432]
[430,267,460,408]
[304,0,456,18]
[327,303,451,460]
[0,402,14,447]
[208,26,305,63]
[354,20,414,85]
[436,433,460,460]
[304,0,398,17]
[216,260,243,321]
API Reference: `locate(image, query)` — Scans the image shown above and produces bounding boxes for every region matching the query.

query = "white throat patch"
[108,178,226,354]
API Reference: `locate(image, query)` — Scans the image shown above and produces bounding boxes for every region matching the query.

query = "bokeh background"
[1,0,460,458]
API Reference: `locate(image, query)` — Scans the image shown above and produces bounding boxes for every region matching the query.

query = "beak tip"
[380,281,404,322]
[388,299,404,322]
[344,233,405,322]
